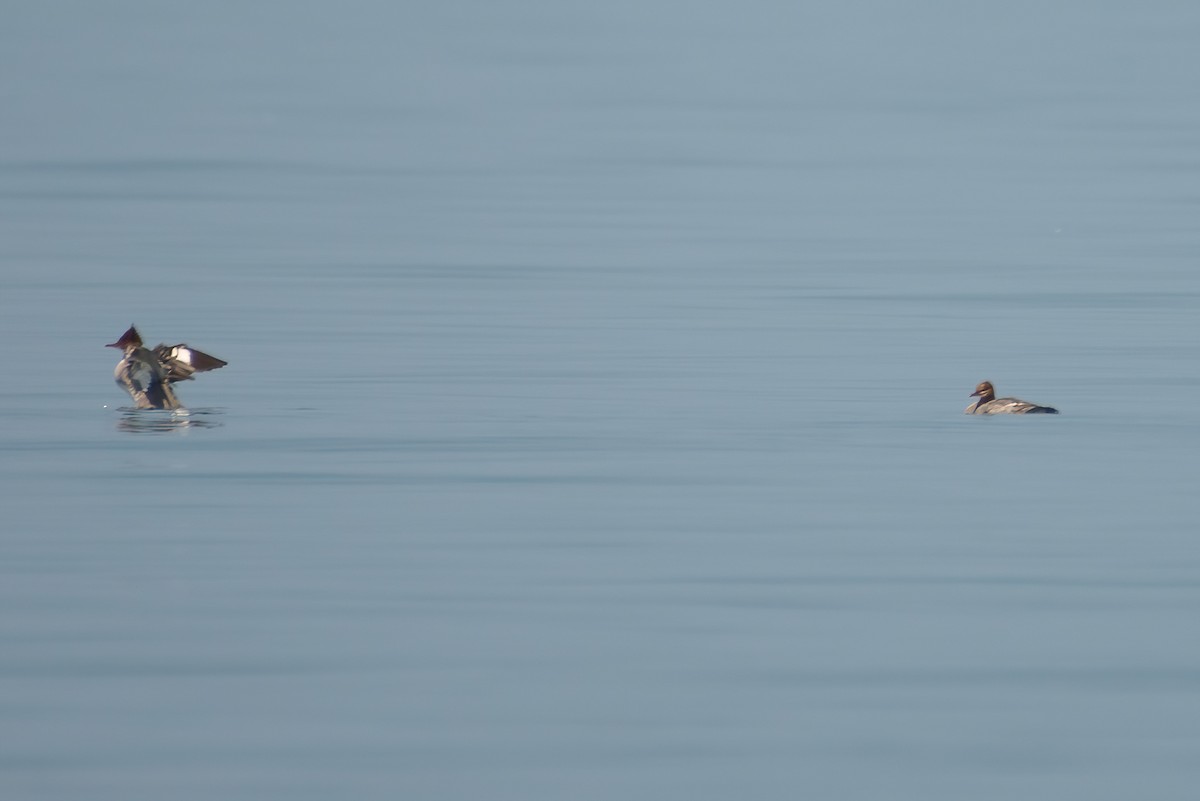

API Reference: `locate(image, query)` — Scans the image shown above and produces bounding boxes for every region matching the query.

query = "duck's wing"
[993,397,1059,414]
[154,344,228,383]
[1020,402,1058,414]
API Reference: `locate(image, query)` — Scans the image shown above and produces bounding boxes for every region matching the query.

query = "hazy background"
[3,2,1200,799]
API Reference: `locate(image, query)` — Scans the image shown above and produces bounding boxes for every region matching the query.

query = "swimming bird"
[106,325,227,410]
[965,381,1058,415]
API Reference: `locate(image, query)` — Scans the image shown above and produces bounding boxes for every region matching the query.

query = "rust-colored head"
[106,325,143,350]
[970,381,995,401]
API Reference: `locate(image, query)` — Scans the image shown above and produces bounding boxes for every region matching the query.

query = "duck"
[106,325,227,410]
[965,381,1057,415]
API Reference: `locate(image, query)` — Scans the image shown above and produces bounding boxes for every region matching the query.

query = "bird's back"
[971,397,1058,415]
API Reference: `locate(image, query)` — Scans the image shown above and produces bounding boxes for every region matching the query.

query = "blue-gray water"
[3,3,1200,799]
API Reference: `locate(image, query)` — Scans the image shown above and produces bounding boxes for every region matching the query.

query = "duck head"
[106,325,143,352]
[970,381,996,403]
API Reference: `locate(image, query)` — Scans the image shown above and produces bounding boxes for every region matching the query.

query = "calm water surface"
[3,3,1200,799]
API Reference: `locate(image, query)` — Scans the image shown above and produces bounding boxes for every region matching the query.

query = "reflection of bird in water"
[115,407,224,434]
[965,381,1058,415]
[106,325,227,410]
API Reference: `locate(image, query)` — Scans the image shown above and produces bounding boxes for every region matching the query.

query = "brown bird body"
[107,325,227,410]
[965,381,1057,415]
